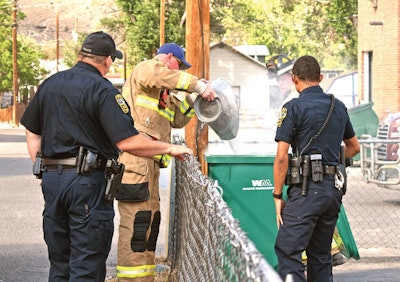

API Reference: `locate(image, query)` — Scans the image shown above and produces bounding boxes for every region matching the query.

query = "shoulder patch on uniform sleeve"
[277,107,287,127]
[115,94,129,114]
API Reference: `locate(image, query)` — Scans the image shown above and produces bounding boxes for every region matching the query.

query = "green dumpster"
[206,154,360,269]
[336,205,360,260]
[206,154,281,268]
[348,102,379,161]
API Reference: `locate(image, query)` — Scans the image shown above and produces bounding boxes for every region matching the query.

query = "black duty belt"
[43,157,76,167]
[43,157,107,170]
[323,165,337,175]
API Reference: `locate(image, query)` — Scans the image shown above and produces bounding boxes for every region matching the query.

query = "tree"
[324,0,358,69]
[111,0,186,65]
[211,0,259,45]
[62,33,88,68]
[112,0,260,64]
[0,2,47,98]
[106,0,357,70]
[219,0,358,70]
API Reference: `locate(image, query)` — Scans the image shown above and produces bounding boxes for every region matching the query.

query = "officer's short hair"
[292,55,320,82]
[78,51,108,64]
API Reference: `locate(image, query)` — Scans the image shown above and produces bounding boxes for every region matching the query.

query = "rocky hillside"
[18,0,120,43]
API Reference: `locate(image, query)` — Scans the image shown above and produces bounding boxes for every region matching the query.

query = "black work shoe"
[333,253,346,266]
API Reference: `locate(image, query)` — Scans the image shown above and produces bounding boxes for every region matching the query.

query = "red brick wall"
[358,0,400,120]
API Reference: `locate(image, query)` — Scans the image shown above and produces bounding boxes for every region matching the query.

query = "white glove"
[194,79,218,101]
[194,79,208,95]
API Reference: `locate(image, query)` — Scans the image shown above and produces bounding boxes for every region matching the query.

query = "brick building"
[358,0,400,120]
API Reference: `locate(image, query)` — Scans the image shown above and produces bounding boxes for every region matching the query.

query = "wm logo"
[251,179,272,187]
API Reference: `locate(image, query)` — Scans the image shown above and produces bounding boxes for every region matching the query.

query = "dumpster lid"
[206,154,275,163]
[348,102,375,115]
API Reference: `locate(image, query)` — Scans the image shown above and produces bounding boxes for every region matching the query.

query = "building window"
[363,52,372,103]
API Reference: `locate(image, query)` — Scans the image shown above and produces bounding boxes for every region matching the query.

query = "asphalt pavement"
[0,126,169,282]
[1,125,400,282]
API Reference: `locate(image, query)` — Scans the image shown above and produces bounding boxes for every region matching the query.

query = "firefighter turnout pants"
[116,157,161,282]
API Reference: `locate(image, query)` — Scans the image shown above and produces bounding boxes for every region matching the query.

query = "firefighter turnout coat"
[119,58,199,169]
[116,58,200,281]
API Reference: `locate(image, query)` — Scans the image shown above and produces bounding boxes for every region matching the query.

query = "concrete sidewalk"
[333,247,400,282]
[1,125,400,281]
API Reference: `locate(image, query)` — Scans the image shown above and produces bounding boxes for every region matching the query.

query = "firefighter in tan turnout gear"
[115,43,218,281]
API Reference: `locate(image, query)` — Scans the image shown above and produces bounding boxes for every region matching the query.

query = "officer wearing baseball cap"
[20,32,192,282]
[81,31,123,61]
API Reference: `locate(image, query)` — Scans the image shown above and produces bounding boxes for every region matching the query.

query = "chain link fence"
[344,167,400,250]
[162,139,400,281]
[167,155,282,282]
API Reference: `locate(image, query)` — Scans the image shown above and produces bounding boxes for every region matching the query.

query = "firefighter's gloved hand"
[192,79,218,102]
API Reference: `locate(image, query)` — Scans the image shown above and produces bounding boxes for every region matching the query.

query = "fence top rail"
[359,139,400,144]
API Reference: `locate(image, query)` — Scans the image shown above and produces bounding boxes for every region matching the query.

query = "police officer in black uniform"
[272,55,360,282]
[20,31,191,282]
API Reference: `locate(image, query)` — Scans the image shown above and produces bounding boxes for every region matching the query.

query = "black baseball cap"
[81,31,123,60]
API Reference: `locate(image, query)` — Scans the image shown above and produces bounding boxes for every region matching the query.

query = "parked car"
[321,71,358,109]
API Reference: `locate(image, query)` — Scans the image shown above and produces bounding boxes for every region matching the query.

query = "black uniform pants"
[41,166,114,282]
[275,176,342,282]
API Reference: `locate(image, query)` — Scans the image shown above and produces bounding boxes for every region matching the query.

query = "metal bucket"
[194,79,239,140]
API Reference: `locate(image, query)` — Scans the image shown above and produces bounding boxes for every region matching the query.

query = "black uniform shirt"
[21,62,138,159]
[275,85,355,165]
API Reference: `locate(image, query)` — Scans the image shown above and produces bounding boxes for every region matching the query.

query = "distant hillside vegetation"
[18,0,119,43]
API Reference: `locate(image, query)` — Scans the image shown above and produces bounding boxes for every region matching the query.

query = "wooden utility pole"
[185,0,210,174]
[160,0,165,46]
[55,7,60,72]
[11,0,18,126]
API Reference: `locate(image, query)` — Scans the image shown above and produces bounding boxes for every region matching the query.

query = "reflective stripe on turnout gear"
[136,94,195,122]
[153,154,172,168]
[180,99,195,117]
[116,264,156,278]
[136,95,174,122]
[176,72,192,90]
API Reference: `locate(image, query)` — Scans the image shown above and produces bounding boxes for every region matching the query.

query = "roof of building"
[233,45,270,56]
[210,42,267,68]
